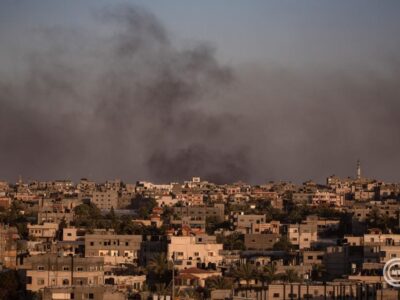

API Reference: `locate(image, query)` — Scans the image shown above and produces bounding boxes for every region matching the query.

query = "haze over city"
[1,0,400,184]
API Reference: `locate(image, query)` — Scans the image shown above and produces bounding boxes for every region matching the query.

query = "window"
[37,266,45,271]
[37,278,45,285]
[273,293,280,298]
[308,256,313,260]
[63,279,69,285]
[194,252,199,256]
[125,242,129,246]
[90,242,94,246]
[76,267,83,271]
[63,266,70,271]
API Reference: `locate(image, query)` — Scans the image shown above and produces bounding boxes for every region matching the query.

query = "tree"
[311,264,326,281]
[281,269,301,283]
[131,195,157,219]
[217,232,245,250]
[0,270,22,300]
[273,236,294,251]
[205,276,233,290]
[147,253,172,284]
[257,264,278,286]
[232,263,256,297]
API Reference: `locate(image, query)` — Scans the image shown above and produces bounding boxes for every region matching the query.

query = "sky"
[0,0,400,184]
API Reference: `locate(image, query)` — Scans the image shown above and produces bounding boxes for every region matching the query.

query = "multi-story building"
[233,213,266,234]
[0,224,19,268]
[251,220,280,234]
[311,191,344,207]
[244,233,280,250]
[42,286,125,300]
[28,223,59,242]
[288,223,318,249]
[85,232,142,264]
[173,204,225,222]
[24,254,104,292]
[168,235,223,270]
[91,190,118,211]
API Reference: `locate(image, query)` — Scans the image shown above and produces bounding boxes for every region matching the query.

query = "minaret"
[356,160,361,180]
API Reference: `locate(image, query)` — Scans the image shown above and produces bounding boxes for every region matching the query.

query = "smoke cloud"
[0,4,399,184]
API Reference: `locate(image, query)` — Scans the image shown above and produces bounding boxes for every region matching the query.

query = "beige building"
[91,190,118,211]
[233,214,266,234]
[0,224,19,268]
[24,254,104,292]
[268,282,374,300]
[288,223,318,249]
[42,286,126,300]
[85,232,142,264]
[168,235,223,270]
[28,222,59,241]
[312,191,344,207]
[251,220,280,234]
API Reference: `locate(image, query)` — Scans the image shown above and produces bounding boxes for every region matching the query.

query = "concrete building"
[251,221,280,234]
[173,204,225,222]
[0,224,19,268]
[244,233,280,250]
[28,223,59,242]
[91,190,118,211]
[85,232,142,264]
[288,223,318,249]
[312,191,344,207]
[42,285,125,300]
[24,254,104,292]
[233,214,266,234]
[168,235,223,270]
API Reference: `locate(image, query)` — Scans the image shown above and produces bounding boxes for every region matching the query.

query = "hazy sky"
[0,1,400,184]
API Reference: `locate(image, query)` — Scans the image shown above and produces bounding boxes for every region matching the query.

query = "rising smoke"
[0,4,399,184]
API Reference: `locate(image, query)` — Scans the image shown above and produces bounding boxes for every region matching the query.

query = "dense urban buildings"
[0,163,400,299]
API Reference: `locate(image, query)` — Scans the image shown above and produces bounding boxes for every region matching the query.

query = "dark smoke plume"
[0,4,249,184]
[0,4,400,184]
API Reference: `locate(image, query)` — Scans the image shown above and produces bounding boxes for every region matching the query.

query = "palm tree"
[147,253,172,282]
[233,263,256,297]
[257,264,277,287]
[182,288,202,300]
[282,269,301,283]
[206,276,233,290]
